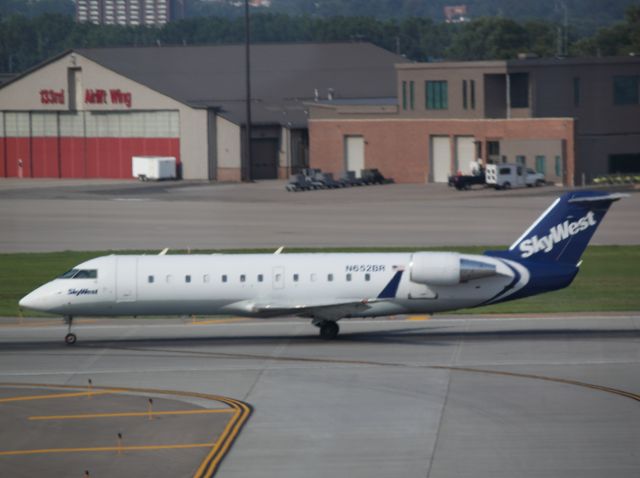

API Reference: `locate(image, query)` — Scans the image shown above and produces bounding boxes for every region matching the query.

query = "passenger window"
[293,273,299,282]
[203,274,210,283]
[222,274,227,283]
[346,273,352,282]
[327,274,333,282]
[240,274,246,282]
[166,275,172,283]
[148,275,154,284]
[311,273,317,282]
[258,274,264,282]
[185,275,191,283]
[365,273,371,281]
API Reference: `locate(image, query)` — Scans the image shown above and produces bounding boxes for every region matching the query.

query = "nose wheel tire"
[65,333,77,345]
[319,321,339,340]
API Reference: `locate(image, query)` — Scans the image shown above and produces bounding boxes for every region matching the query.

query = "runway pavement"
[1,315,639,477]
[0,179,637,252]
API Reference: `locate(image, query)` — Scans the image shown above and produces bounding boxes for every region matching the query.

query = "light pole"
[243,0,252,181]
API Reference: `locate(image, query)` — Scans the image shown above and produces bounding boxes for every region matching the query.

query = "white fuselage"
[20,252,526,319]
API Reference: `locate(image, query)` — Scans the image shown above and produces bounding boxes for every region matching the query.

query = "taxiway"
[1,315,639,477]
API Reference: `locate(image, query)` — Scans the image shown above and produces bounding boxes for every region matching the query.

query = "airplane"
[19,190,626,345]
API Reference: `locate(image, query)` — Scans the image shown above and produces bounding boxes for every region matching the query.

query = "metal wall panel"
[31,113,58,137]
[4,112,31,177]
[4,112,30,137]
[0,112,4,177]
[59,112,85,137]
[59,112,86,178]
[30,113,60,177]
[1,110,180,178]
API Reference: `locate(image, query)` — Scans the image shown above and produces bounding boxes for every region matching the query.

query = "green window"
[470,80,476,109]
[426,81,448,110]
[613,76,639,105]
[409,81,415,110]
[535,155,546,174]
[555,155,561,177]
[402,81,407,110]
[516,155,526,166]
[462,80,468,110]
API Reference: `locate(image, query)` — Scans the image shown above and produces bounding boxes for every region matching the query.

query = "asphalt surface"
[0,179,637,252]
[0,384,245,478]
[2,179,638,477]
[1,315,639,478]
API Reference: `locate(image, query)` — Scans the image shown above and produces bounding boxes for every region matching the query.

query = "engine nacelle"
[409,252,497,286]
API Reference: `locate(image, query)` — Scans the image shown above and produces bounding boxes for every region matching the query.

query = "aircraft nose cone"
[19,291,41,311]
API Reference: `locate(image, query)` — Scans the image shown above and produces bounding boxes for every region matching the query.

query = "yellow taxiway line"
[0,382,252,478]
[0,443,213,457]
[0,390,114,403]
[29,409,234,421]
[196,398,251,478]
[407,315,431,321]
[0,319,98,328]
[189,318,248,326]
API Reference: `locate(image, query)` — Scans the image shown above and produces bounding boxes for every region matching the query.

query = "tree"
[571,5,640,56]
[445,17,530,60]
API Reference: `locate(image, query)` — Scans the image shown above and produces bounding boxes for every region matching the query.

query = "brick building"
[308,56,640,185]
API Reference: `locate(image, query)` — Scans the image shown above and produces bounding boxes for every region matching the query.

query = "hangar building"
[308,56,640,185]
[0,43,405,180]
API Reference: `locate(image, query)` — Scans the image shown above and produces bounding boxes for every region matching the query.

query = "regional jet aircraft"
[20,191,625,344]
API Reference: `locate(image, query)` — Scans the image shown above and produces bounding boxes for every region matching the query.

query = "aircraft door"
[116,256,138,302]
[272,266,285,290]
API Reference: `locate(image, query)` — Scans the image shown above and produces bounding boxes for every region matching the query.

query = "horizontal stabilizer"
[568,193,628,203]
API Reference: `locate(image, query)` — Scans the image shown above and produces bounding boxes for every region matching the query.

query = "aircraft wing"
[223,298,375,320]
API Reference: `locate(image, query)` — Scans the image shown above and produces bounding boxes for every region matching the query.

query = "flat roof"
[396,55,640,71]
[77,42,408,126]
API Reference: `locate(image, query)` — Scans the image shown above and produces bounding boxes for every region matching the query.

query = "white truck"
[132,156,177,181]
[485,163,545,189]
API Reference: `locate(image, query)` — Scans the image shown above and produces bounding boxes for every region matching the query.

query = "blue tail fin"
[486,191,626,266]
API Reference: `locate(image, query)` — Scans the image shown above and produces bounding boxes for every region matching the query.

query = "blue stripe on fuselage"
[377,271,403,299]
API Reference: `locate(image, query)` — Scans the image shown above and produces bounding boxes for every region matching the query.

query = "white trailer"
[132,156,177,181]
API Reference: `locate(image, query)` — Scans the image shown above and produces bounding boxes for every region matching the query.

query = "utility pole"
[243,0,252,182]
[555,0,569,57]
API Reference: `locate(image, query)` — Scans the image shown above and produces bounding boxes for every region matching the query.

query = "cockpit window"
[74,269,98,279]
[58,269,79,279]
[58,269,98,279]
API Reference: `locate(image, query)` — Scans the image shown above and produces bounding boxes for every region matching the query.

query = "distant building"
[76,0,186,26]
[0,43,404,180]
[443,5,469,23]
[307,57,640,185]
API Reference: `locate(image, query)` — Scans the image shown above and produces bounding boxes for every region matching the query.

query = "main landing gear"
[64,316,77,345]
[314,320,340,340]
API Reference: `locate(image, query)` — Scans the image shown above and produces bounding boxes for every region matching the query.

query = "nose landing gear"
[64,316,77,345]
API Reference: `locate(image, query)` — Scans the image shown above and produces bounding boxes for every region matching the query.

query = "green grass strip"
[1,246,638,317]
